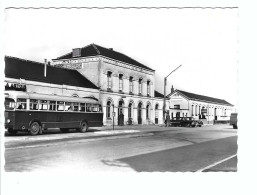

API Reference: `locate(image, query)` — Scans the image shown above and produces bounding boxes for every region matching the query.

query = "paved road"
[4,125,237,172]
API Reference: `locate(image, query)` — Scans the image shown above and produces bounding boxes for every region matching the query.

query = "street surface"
[4,124,237,172]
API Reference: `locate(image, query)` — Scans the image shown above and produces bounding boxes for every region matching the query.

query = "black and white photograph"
[1,0,256,195]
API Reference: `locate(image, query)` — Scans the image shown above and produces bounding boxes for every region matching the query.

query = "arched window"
[138,78,142,95]
[195,105,198,115]
[129,76,133,94]
[192,105,194,116]
[106,100,112,118]
[119,74,123,92]
[107,71,112,90]
[147,80,150,96]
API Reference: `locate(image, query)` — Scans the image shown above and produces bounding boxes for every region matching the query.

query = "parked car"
[230,113,238,129]
[169,117,203,127]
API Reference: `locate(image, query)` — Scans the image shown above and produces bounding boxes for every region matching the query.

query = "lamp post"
[112,104,115,131]
[163,64,182,122]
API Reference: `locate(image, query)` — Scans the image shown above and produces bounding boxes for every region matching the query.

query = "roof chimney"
[44,59,47,77]
[171,85,174,94]
[72,48,81,57]
[109,48,113,51]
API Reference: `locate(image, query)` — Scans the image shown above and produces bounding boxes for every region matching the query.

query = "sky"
[4,8,238,106]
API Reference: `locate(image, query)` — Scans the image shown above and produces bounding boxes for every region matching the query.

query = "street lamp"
[112,104,115,131]
[163,64,182,121]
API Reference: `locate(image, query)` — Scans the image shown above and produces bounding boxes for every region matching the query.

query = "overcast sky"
[4,8,238,106]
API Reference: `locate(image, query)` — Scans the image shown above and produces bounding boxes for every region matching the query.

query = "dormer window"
[72,48,81,57]
[119,74,123,92]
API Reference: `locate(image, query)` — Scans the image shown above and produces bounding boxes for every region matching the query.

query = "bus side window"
[80,103,85,112]
[49,101,56,111]
[73,102,79,111]
[39,100,48,110]
[17,98,27,110]
[30,99,39,110]
[86,104,91,112]
[92,104,98,112]
[57,101,64,111]
[65,102,72,111]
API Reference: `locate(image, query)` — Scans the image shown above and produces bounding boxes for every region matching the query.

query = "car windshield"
[5,98,15,110]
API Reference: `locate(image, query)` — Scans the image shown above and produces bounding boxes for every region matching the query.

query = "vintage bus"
[4,91,103,135]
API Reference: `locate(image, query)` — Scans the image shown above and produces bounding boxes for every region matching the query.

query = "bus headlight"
[7,119,11,123]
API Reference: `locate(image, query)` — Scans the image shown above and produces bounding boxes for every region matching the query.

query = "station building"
[167,87,234,123]
[52,43,167,126]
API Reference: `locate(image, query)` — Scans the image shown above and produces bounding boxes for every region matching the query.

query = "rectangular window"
[5,98,15,110]
[147,81,150,96]
[57,101,64,111]
[38,100,48,110]
[86,103,92,112]
[139,79,142,94]
[174,105,180,109]
[107,71,112,90]
[73,102,79,111]
[119,74,123,91]
[129,77,133,93]
[65,102,72,111]
[49,101,56,111]
[30,99,39,110]
[17,98,27,110]
[80,103,85,112]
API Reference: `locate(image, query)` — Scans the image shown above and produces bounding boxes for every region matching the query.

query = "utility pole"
[163,64,182,122]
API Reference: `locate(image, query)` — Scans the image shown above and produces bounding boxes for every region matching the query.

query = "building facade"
[52,44,168,125]
[167,88,234,123]
[4,56,100,101]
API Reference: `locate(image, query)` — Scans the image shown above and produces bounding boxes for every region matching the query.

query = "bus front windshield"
[5,98,15,110]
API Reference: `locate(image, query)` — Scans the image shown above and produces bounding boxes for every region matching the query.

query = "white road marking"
[196,154,237,172]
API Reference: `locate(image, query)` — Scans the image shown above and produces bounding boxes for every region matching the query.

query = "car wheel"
[30,121,41,136]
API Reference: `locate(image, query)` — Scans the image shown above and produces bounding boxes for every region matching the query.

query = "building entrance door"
[176,112,180,118]
[118,100,124,126]
[138,102,142,124]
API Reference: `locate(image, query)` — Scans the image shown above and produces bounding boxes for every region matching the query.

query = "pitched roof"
[155,90,166,98]
[170,89,233,106]
[5,56,98,89]
[54,43,154,71]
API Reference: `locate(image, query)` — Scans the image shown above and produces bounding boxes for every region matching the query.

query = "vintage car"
[167,117,203,127]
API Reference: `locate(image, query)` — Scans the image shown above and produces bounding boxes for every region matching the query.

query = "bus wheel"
[7,128,17,135]
[79,121,88,133]
[30,122,41,135]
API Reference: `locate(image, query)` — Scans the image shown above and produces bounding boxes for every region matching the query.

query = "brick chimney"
[171,85,174,94]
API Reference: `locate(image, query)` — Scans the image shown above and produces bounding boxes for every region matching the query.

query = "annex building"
[52,43,167,126]
[4,56,100,102]
[167,88,234,123]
